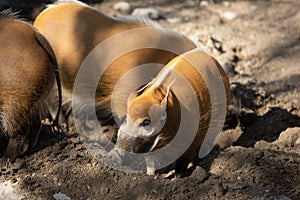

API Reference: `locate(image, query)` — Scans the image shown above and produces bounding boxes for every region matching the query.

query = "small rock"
[206,37,224,53]
[100,186,110,194]
[113,2,131,13]
[213,40,223,51]
[212,48,220,55]
[132,8,160,20]
[182,16,190,22]
[222,1,230,7]
[216,127,242,148]
[152,189,158,195]
[167,17,181,24]
[193,166,208,181]
[206,38,215,49]
[200,1,209,7]
[257,87,267,97]
[12,159,25,172]
[276,127,300,148]
[53,192,71,200]
[221,11,237,21]
[274,196,291,200]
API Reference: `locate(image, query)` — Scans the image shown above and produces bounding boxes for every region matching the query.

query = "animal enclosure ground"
[0,0,300,199]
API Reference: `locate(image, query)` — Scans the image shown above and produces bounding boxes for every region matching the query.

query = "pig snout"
[116,130,157,153]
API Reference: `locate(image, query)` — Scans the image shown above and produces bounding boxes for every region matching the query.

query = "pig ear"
[127,91,139,106]
[127,79,155,105]
[161,79,175,109]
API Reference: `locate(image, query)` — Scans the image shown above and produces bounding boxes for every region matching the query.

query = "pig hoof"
[0,134,9,157]
[174,159,189,178]
[175,171,186,178]
[4,136,29,163]
[51,122,63,133]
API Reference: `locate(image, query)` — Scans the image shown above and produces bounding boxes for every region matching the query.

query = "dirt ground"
[0,0,300,199]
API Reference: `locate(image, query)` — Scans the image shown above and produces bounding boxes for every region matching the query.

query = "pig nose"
[116,131,137,151]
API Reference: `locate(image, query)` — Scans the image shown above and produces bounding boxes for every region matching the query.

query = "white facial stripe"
[119,116,139,137]
[119,116,158,138]
[119,103,168,139]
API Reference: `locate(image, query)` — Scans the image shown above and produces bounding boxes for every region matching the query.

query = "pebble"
[206,38,215,49]
[113,2,131,13]
[12,160,25,172]
[200,1,209,7]
[167,17,181,24]
[222,1,230,7]
[132,8,160,20]
[182,16,190,22]
[223,62,236,77]
[152,189,158,195]
[221,11,237,21]
[53,192,72,200]
[274,196,291,200]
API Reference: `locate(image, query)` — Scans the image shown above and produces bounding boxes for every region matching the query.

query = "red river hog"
[33,0,196,127]
[114,49,231,176]
[34,0,230,176]
[0,10,62,161]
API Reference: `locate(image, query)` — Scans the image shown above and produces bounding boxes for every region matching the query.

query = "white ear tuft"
[127,79,156,106]
[138,78,156,93]
[161,79,176,109]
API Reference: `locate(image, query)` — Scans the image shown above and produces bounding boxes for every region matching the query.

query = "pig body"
[0,11,61,161]
[33,0,196,124]
[116,49,231,176]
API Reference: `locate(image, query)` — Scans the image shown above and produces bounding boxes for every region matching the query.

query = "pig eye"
[140,119,151,127]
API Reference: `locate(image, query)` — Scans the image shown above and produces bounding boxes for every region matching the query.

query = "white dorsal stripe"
[137,78,155,93]
[151,62,177,87]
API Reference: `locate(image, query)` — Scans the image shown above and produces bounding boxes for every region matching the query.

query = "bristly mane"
[0,8,21,19]
[48,0,87,7]
[48,0,160,27]
[115,15,160,28]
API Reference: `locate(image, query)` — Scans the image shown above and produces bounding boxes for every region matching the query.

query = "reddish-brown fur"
[34,1,229,176]
[0,12,61,161]
[116,50,231,176]
[33,1,196,123]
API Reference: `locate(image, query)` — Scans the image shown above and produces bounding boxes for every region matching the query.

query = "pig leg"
[175,148,198,178]
[4,133,29,162]
[0,133,9,157]
[3,114,42,162]
[175,156,190,178]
